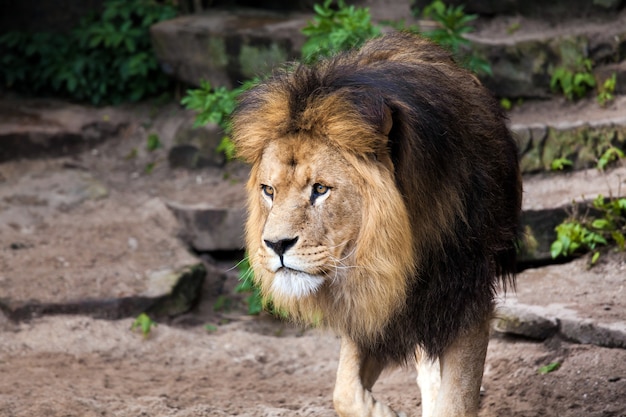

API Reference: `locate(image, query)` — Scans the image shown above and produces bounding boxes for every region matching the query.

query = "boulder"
[495,251,626,349]
[509,95,626,174]
[0,98,129,162]
[411,0,626,18]
[167,202,247,252]
[169,118,226,169]
[150,9,308,88]
[466,14,626,99]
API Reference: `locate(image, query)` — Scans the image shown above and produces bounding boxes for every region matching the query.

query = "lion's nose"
[264,237,299,257]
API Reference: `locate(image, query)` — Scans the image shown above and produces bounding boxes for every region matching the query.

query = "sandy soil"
[0,96,624,417]
[1,312,625,417]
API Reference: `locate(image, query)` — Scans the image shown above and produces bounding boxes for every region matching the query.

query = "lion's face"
[250,136,362,300]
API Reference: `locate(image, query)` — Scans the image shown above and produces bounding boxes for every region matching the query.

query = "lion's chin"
[270,269,324,299]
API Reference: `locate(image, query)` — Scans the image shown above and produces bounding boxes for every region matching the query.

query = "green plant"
[550,58,596,101]
[597,146,624,171]
[551,195,626,263]
[550,220,607,260]
[180,79,257,161]
[146,133,162,151]
[234,256,264,315]
[500,98,512,111]
[301,0,380,63]
[538,362,561,375]
[550,157,573,171]
[0,0,177,105]
[597,73,617,107]
[417,0,491,75]
[131,313,157,338]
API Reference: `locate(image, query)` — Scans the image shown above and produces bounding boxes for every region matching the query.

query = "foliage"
[180,79,257,161]
[146,133,162,152]
[597,146,624,171]
[550,157,573,171]
[597,73,617,107]
[234,255,288,318]
[551,195,626,262]
[0,0,177,105]
[131,313,157,338]
[550,220,607,259]
[416,0,491,75]
[538,362,561,375]
[301,0,380,64]
[234,257,264,315]
[550,58,596,101]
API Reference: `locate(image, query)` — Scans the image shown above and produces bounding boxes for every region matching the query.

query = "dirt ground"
[0,95,625,417]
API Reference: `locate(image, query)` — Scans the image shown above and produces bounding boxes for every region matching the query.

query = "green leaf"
[146,133,161,151]
[591,251,600,265]
[591,219,610,230]
[131,313,157,338]
[550,240,564,259]
[538,362,561,375]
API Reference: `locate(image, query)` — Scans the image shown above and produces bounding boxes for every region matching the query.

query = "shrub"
[0,0,177,105]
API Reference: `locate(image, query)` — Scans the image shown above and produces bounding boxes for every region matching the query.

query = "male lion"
[232,32,522,417]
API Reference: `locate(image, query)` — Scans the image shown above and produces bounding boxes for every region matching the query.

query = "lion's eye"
[313,184,329,196]
[311,183,330,205]
[261,184,274,199]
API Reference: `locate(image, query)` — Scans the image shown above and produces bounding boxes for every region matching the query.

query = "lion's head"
[232,65,416,341]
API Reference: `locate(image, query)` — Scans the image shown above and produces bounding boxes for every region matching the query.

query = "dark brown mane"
[234,31,522,363]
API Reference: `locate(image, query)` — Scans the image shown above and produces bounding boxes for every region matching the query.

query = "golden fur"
[232,31,522,417]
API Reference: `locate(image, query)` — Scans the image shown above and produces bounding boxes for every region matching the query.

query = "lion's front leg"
[420,317,490,417]
[333,337,401,417]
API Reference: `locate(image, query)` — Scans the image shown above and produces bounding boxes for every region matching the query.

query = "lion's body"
[233,32,522,417]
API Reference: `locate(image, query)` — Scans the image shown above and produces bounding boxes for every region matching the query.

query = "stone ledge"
[495,300,626,349]
[495,252,626,349]
[166,202,246,252]
[0,99,131,162]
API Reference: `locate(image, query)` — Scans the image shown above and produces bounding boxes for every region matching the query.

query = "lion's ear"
[360,95,393,138]
[381,104,393,137]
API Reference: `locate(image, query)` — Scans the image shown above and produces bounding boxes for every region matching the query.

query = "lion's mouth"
[270,268,325,299]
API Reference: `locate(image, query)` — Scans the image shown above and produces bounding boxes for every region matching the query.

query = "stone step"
[467,10,626,99]
[0,98,131,162]
[411,0,626,19]
[150,4,626,100]
[519,164,626,263]
[150,8,308,89]
[494,251,626,349]
[509,95,626,173]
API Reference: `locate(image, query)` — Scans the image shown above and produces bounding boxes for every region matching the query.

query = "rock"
[150,9,308,88]
[509,95,626,174]
[496,252,626,349]
[0,98,129,162]
[560,318,626,348]
[494,301,559,340]
[518,208,569,264]
[144,263,207,318]
[167,201,247,252]
[169,118,226,168]
[466,14,626,99]
[411,0,626,18]
[519,163,626,263]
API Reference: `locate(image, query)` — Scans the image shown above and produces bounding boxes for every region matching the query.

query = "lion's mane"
[233,32,522,364]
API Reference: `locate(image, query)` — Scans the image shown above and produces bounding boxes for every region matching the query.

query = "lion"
[232,31,522,417]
